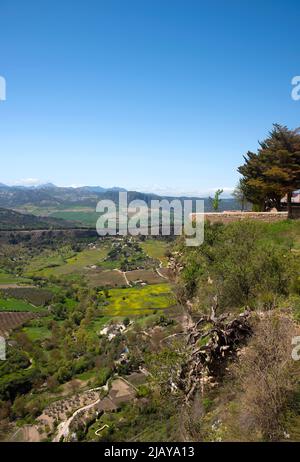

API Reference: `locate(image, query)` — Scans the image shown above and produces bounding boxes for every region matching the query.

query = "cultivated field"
[0,287,53,306]
[126,269,165,284]
[0,312,36,338]
[16,205,98,227]
[0,270,32,287]
[0,297,41,312]
[26,245,109,278]
[86,269,127,287]
[37,389,100,429]
[102,283,175,316]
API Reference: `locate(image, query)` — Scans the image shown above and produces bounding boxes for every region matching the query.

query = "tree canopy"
[238,124,300,215]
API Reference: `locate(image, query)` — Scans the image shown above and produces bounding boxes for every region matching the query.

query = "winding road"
[53,384,107,442]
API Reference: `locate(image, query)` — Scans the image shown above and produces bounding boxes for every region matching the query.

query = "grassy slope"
[25,246,109,278]
[140,240,169,266]
[22,324,52,341]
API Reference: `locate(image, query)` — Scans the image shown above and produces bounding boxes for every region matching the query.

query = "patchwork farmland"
[0,233,181,443]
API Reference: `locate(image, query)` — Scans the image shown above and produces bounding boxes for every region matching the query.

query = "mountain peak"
[35,183,57,189]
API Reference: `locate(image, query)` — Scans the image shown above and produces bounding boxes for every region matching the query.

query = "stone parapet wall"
[191,211,289,224]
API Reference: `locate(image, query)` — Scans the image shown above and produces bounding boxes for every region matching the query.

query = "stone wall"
[191,211,289,224]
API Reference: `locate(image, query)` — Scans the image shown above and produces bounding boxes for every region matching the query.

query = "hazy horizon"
[0,178,235,198]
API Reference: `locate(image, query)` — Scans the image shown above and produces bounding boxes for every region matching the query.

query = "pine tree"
[238,124,300,216]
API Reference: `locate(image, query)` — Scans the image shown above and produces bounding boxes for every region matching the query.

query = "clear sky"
[1,0,300,196]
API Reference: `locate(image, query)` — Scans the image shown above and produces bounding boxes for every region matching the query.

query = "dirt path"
[114,269,131,286]
[156,260,169,280]
[122,271,130,286]
[155,267,168,279]
[95,424,109,435]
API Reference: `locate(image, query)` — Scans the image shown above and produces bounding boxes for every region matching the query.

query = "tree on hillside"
[210,189,223,211]
[238,124,300,216]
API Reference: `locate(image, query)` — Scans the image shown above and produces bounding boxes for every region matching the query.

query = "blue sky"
[0,0,300,196]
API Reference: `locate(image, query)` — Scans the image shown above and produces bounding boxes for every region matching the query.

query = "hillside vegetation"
[172,219,300,441]
[0,216,300,442]
[0,208,79,230]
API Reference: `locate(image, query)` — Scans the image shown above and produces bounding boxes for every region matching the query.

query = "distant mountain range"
[0,183,127,192]
[0,183,240,211]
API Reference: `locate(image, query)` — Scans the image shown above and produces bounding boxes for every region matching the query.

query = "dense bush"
[177,221,299,312]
